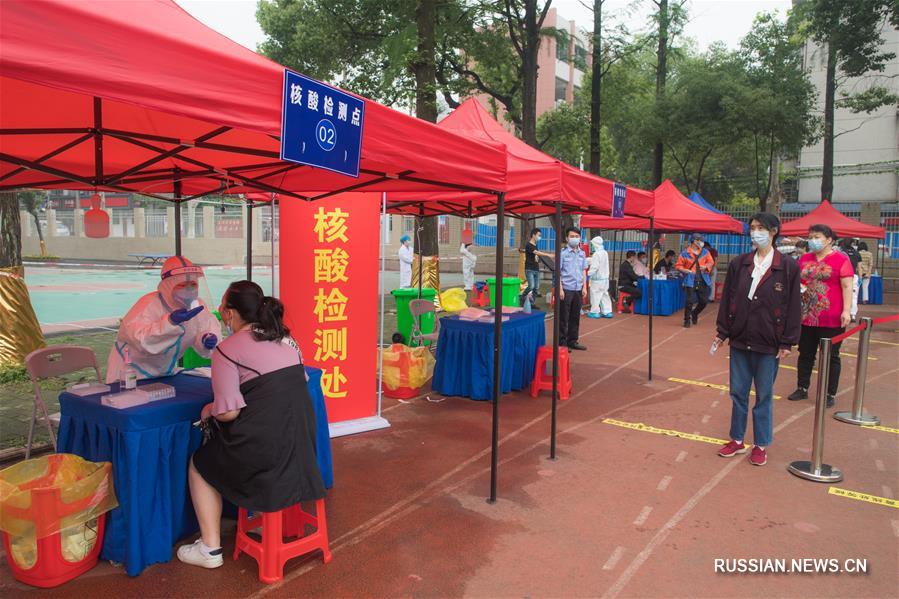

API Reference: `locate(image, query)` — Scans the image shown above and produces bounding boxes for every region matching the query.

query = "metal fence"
[260,203,280,243]
[144,209,167,237]
[53,210,75,236]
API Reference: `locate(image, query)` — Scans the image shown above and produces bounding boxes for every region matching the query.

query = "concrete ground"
[1,301,896,598]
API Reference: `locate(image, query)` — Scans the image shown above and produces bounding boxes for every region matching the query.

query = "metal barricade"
[788,337,843,483]
[833,317,879,426]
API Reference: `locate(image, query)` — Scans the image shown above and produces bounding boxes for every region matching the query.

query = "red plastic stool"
[617,292,632,314]
[472,283,490,307]
[234,499,331,584]
[1,455,110,588]
[530,346,572,401]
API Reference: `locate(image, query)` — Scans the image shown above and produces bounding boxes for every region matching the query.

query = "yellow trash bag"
[0,454,118,569]
[380,344,436,397]
[440,287,468,313]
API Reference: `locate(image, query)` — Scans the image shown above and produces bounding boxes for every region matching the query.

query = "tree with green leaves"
[736,12,818,212]
[794,0,899,202]
[649,0,688,187]
[257,0,445,254]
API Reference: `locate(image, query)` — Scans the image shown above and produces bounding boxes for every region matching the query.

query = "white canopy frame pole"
[270,194,276,296]
[377,192,387,418]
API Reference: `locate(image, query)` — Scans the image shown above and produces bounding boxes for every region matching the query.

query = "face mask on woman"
[808,237,826,253]
[750,230,771,249]
[568,237,580,248]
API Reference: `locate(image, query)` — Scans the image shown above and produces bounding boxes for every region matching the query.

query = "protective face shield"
[591,236,604,251]
[158,256,213,311]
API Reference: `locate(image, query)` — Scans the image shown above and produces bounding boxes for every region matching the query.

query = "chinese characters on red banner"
[312,207,350,398]
[280,194,379,424]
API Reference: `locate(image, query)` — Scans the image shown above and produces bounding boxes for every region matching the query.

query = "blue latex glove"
[201,333,218,350]
[170,305,203,325]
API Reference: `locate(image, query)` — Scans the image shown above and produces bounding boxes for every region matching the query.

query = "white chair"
[24,345,101,458]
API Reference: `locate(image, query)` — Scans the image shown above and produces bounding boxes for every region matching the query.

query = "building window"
[555,77,567,102]
[555,38,568,61]
[403,215,415,232]
[574,44,588,70]
[438,215,450,244]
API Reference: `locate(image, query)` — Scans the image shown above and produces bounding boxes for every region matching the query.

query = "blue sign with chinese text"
[281,70,365,178]
[612,182,627,218]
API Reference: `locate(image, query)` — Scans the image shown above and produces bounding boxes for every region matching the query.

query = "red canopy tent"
[388,98,655,217]
[580,180,741,382]
[779,200,886,239]
[581,180,743,233]
[0,0,509,202]
[0,0,529,502]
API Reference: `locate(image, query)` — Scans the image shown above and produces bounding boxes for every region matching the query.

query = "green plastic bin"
[181,310,222,369]
[391,287,437,346]
[487,277,521,308]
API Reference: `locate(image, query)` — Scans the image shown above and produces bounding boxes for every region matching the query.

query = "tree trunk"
[588,0,602,174]
[1,192,22,268]
[519,0,542,148]
[651,0,668,188]
[820,42,836,203]
[413,0,440,256]
[767,153,784,217]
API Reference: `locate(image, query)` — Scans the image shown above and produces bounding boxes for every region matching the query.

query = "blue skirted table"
[432,311,546,400]
[57,367,332,576]
[633,279,686,316]
[868,275,883,305]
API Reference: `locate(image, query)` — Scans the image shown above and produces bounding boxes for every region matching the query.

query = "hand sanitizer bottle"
[123,347,138,390]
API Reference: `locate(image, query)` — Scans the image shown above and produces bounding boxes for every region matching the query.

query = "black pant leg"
[559,291,573,347]
[796,326,820,390]
[693,287,709,316]
[825,326,845,396]
[567,290,583,345]
[684,288,696,322]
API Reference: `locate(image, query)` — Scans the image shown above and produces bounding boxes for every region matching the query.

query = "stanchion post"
[788,337,843,482]
[834,317,879,426]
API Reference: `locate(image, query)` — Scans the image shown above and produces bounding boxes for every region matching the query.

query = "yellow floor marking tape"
[602,418,728,445]
[828,487,899,509]
[870,339,899,347]
[839,351,877,360]
[860,423,899,435]
[667,377,782,400]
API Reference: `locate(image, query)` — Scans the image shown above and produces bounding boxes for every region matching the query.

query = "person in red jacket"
[713,213,802,466]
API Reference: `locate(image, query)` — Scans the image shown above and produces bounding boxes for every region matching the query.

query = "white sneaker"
[177,539,224,569]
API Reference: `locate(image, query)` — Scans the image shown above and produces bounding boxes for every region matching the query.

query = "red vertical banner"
[280,193,379,424]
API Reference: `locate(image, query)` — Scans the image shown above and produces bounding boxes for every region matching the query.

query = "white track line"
[633,506,653,526]
[603,546,626,571]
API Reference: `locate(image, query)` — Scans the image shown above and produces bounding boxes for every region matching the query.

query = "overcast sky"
[176,0,792,53]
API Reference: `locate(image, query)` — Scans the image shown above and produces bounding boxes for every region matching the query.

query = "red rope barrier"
[871,314,899,326]
[831,322,866,344]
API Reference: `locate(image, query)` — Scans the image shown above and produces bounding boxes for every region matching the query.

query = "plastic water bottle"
[122,347,138,390]
[709,338,722,356]
[523,295,532,314]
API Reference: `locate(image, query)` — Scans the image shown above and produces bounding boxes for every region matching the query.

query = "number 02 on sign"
[281,70,365,178]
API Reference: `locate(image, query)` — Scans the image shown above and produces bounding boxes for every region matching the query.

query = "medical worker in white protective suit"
[587,236,613,318]
[460,242,477,290]
[398,235,414,288]
[106,256,221,383]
